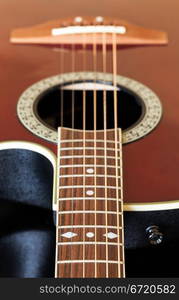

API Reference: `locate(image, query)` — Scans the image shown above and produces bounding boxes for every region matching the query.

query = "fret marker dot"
[74,16,83,23]
[86,232,94,238]
[104,232,118,239]
[96,16,104,23]
[61,232,77,239]
[87,168,94,174]
[86,190,94,196]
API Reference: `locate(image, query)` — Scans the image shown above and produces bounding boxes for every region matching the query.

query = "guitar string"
[58,45,65,276]
[58,25,123,278]
[112,29,121,277]
[82,33,87,278]
[120,119,125,277]
[60,45,64,128]
[71,37,75,278]
[102,31,109,277]
[57,128,60,277]
[93,30,97,278]
[56,26,123,278]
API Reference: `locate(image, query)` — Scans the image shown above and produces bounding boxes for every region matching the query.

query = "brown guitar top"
[1,0,179,206]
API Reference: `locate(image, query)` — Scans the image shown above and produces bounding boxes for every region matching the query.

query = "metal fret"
[59,164,122,168]
[57,225,121,229]
[60,147,120,151]
[57,242,123,246]
[60,155,120,159]
[60,139,121,144]
[57,197,122,201]
[58,210,122,215]
[59,174,120,178]
[59,185,121,189]
[57,260,123,264]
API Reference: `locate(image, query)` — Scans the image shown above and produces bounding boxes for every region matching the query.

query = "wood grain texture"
[56,127,125,277]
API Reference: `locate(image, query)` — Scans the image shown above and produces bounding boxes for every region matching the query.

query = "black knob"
[146,225,163,245]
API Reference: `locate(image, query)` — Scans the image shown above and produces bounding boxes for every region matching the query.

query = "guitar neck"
[55,127,125,278]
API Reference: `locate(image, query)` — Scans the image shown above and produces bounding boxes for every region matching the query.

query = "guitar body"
[1,0,179,277]
[1,0,179,207]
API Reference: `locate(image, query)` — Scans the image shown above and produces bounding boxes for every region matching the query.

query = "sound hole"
[35,81,145,131]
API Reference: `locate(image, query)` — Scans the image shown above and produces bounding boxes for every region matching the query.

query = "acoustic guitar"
[0,0,179,278]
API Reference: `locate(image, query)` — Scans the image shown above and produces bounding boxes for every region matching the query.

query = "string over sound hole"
[36,81,144,131]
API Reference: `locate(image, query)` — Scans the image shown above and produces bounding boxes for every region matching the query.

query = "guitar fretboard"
[55,127,125,278]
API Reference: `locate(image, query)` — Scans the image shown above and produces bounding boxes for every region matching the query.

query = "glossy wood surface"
[10,17,167,46]
[0,0,179,204]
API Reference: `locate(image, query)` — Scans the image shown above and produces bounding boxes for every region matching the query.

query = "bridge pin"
[74,16,83,23]
[95,16,104,23]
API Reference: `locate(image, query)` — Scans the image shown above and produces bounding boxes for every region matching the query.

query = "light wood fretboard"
[55,127,125,278]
